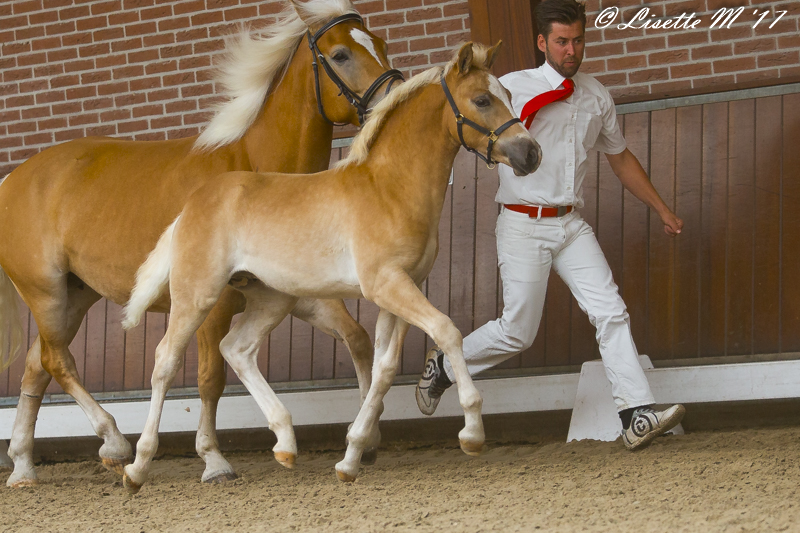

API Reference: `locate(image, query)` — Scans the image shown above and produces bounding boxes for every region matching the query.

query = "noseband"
[440,72,521,169]
[307,13,405,126]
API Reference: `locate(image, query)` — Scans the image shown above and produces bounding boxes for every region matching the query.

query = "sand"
[2,426,799,532]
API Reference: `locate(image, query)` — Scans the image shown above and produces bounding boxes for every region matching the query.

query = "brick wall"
[583,0,800,98]
[0,0,470,175]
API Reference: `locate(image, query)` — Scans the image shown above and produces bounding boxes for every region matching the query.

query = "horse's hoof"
[274,451,296,469]
[7,478,38,488]
[360,448,378,465]
[459,439,484,456]
[122,472,142,495]
[202,471,238,484]
[335,469,357,483]
[101,456,132,476]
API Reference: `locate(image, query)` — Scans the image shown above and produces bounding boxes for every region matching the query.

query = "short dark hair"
[534,0,587,39]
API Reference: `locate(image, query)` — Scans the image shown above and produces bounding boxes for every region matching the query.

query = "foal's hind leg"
[218,285,299,468]
[291,298,380,463]
[195,287,245,484]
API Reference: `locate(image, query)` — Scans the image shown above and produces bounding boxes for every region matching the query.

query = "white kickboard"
[567,355,684,443]
[0,440,11,469]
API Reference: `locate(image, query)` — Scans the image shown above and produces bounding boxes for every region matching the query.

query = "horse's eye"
[331,51,349,63]
[474,96,491,108]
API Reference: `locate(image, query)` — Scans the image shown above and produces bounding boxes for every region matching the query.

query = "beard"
[545,46,582,78]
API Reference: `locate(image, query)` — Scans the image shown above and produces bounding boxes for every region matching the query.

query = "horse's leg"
[335,309,408,481]
[290,298,380,463]
[195,287,245,484]
[7,282,105,487]
[219,285,298,468]
[123,298,213,494]
[22,280,133,479]
[367,271,485,455]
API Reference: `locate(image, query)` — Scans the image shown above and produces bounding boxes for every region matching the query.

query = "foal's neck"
[240,42,334,174]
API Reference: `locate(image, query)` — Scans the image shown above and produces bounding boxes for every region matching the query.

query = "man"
[416,0,685,450]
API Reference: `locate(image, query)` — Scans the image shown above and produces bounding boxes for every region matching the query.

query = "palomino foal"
[0,0,399,487]
[122,41,541,492]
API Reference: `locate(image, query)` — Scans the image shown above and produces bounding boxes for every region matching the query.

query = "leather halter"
[306,13,405,126]
[440,71,522,169]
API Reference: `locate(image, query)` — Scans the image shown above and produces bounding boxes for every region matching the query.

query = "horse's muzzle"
[504,136,542,177]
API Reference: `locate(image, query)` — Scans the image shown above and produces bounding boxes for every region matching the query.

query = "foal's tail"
[122,216,181,330]
[0,267,24,372]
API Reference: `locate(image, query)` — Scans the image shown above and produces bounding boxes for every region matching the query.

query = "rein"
[440,72,521,169]
[307,13,405,126]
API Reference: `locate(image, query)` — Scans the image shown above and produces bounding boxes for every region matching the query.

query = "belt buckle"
[556,206,568,217]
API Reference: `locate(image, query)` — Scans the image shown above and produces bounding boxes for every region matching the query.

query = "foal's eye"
[474,96,491,108]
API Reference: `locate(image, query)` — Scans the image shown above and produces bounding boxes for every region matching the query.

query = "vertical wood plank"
[752,96,782,355]
[425,181,453,352]
[781,94,800,352]
[289,316,313,382]
[6,301,31,397]
[267,314,292,383]
[123,322,145,391]
[449,149,477,338]
[69,315,87,387]
[699,102,728,357]
[673,106,703,359]
[647,108,676,360]
[312,323,335,381]
[620,113,651,358]
[83,300,106,392]
[726,99,755,356]
[104,302,126,392]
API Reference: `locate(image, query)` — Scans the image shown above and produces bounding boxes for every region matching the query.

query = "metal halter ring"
[306,13,405,126]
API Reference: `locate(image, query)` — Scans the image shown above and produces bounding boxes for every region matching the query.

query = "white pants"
[443,207,655,411]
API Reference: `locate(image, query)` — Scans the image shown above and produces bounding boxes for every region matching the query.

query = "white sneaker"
[415,348,452,416]
[621,404,685,450]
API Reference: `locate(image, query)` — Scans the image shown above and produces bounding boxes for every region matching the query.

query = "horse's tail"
[0,267,24,373]
[122,216,181,330]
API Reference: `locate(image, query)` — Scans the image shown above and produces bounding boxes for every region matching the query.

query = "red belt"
[504,204,573,218]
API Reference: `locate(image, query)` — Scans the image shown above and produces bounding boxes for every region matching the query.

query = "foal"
[122,42,541,492]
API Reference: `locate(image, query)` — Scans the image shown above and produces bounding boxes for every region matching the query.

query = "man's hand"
[660,210,683,237]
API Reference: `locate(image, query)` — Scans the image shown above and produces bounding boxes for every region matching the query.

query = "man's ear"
[484,40,502,69]
[537,33,547,54]
[456,42,474,77]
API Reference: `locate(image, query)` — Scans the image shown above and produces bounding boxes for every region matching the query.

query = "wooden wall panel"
[782,94,800,353]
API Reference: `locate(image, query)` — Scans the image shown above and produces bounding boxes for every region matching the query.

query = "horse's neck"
[365,85,460,209]
[241,42,334,174]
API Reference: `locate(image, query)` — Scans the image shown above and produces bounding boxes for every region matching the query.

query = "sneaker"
[415,348,452,416]
[621,404,685,450]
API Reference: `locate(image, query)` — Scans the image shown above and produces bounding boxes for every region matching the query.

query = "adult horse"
[0,0,401,487]
[120,41,541,493]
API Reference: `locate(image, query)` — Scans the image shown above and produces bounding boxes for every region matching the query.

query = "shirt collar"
[541,61,567,90]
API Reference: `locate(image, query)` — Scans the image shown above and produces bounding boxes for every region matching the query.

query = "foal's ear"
[456,42,474,77]
[485,40,502,70]
[289,0,319,30]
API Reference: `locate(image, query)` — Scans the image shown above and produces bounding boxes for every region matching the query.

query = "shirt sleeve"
[591,88,627,155]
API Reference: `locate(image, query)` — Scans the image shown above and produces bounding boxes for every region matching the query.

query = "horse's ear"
[456,42,474,77]
[289,0,316,30]
[485,40,502,70]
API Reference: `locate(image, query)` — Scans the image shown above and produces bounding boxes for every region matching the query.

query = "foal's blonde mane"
[195,0,357,151]
[338,44,492,168]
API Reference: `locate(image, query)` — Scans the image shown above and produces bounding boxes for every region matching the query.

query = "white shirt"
[497,61,626,208]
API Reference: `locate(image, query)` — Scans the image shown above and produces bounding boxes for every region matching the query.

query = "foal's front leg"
[335,309,408,481]
[368,271,485,455]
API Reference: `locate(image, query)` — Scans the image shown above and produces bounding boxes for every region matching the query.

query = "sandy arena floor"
[2,426,799,532]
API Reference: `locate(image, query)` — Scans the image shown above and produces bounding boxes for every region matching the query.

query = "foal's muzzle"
[503,136,542,176]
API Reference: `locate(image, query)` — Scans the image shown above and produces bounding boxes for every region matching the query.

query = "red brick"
[388,41,408,55]
[11,148,42,160]
[151,116,182,129]
[707,0,749,10]
[2,15,28,30]
[101,109,132,122]
[0,136,23,149]
[757,51,800,68]
[146,88,179,102]
[114,93,146,107]
[52,102,82,115]
[66,86,97,99]
[734,69,781,83]
[410,36,445,52]
[368,12,405,27]
[392,53,428,69]
[443,3,469,17]
[191,12,224,25]
[355,1,385,15]
[127,49,159,63]
[125,22,157,37]
[174,0,206,15]
[59,5,90,20]
[144,34,175,47]
[117,120,148,133]
[69,114,101,127]
[109,11,139,26]
[50,75,80,88]
[194,39,225,54]
[3,41,32,55]
[780,65,800,77]
[580,59,605,74]
[158,17,191,32]
[23,133,53,145]
[445,31,470,47]
[17,53,47,67]
[160,44,192,58]
[386,0,423,9]
[712,25,752,42]
[778,34,800,49]
[166,100,197,113]
[94,28,125,42]
[79,43,111,58]
[124,0,155,9]
[647,80,692,94]
[407,7,441,22]
[691,74,736,87]
[135,132,167,141]
[8,122,36,134]
[130,77,161,91]
[691,43,732,60]
[594,73,627,87]
[182,111,209,125]
[179,56,211,70]
[38,117,68,130]
[166,127,199,139]
[224,6,258,21]
[55,129,84,143]
[34,64,64,77]
[62,32,92,47]
[176,28,207,42]
[77,16,109,31]
[28,11,57,24]
[132,104,163,117]
[97,81,129,96]
[584,42,625,59]
[181,83,213,97]
[667,31,709,47]
[31,37,61,51]
[35,90,65,104]
[607,54,646,71]
[91,0,123,16]
[625,36,667,53]
[163,72,195,86]
[46,21,76,35]
[648,49,689,65]
[670,62,712,78]
[112,38,144,53]
[16,26,45,40]
[64,59,95,73]
[713,56,755,73]
[47,49,79,63]
[21,108,47,120]
[85,125,116,136]
[13,0,42,14]
[141,6,172,20]
[628,67,669,84]
[113,65,145,79]
[664,0,704,17]
[388,23,425,39]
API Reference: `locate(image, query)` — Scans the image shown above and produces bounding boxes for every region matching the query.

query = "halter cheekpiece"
[306,13,405,126]
[440,71,521,169]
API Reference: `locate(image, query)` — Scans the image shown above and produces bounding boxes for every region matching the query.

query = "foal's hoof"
[335,469,357,483]
[459,439,484,457]
[360,448,378,466]
[7,478,38,489]
[122,472,142,495]
[274,451,296,469]
[202,471,238,484]
[101,456,132,476]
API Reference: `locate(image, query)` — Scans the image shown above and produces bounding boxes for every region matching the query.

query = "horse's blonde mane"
[338,44,491,168]
[195,0,357,151]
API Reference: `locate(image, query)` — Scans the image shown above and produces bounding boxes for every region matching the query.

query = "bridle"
[440,71,521,169]
[307,13,405,126]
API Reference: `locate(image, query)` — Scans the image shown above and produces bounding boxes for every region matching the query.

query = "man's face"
[537,21,585,78]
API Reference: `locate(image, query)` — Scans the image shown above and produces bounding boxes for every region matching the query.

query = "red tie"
[519,79,574,129]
